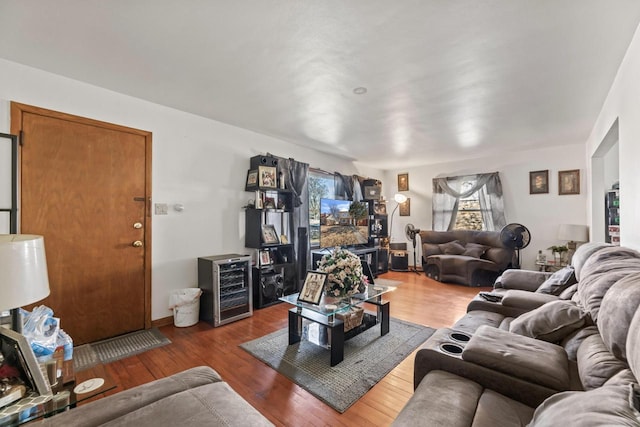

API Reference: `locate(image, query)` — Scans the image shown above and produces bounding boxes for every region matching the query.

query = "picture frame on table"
[298,271,327,305]
[398,173,409,191]
[558,169,580,195]
[529,170,549,194]
[258,166,277,188]
[0,328,52,397]
[261,224,280,245]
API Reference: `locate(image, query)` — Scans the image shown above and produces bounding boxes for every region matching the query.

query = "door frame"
[10,102,153,330]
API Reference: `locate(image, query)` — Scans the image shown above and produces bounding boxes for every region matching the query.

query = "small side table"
[0,363,116,425]
[535,261,567,273]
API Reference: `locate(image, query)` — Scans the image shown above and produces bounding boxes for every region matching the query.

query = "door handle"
[132,240,143,248]
[133,222,143,229]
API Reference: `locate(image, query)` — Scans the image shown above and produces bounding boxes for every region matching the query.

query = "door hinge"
[19,130,24,146]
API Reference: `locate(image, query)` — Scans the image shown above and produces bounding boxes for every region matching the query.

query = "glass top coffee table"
[280,283,396,366]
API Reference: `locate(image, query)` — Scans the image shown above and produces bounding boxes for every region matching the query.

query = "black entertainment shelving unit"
[245,155,298,308]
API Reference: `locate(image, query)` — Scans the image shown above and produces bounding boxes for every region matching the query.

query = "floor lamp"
[389,193,408,244]
[0,235,51,332]
[389,194,408,271]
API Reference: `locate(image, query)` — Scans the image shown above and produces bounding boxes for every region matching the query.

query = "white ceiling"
[1,1,639,169]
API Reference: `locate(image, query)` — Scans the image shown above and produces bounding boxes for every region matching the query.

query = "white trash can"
[169,288,202,327]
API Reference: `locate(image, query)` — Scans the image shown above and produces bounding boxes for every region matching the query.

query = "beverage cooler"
[198,254,252,327]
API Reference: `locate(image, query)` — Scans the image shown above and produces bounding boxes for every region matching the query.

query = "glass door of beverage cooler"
[216,259,252,324]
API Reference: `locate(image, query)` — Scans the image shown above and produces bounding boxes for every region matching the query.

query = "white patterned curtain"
[432,172,506,231]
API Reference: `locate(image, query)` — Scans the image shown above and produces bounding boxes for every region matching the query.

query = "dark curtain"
[282,157,309,290]
[334,172,354,200]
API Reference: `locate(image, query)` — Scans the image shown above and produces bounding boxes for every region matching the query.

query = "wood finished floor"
[97,272,490,426]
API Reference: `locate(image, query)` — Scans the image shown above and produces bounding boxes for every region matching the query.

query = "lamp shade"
[557,224,589,242]
[394,193,407,204]
[0,234,50,312]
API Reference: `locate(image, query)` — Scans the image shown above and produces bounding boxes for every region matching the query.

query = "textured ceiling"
[1,1,639,168]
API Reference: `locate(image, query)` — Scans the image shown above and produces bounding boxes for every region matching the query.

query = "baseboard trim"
[151,316,174,328]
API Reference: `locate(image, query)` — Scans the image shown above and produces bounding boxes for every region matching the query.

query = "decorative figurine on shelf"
[536,250,546,264]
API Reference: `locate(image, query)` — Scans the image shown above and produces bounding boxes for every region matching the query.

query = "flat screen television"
[319,198,370,248]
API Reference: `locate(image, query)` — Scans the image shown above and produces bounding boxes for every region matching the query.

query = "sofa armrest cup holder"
[440,343,464,355]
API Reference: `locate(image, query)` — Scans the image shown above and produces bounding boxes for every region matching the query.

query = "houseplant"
[317,247,367,298]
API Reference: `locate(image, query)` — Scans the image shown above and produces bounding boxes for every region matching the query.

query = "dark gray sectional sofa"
[393,242,640,426]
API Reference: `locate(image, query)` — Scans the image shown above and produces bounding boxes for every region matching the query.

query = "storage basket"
[336,306,364,332]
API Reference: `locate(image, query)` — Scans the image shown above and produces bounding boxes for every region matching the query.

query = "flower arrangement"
[317,247,367,298]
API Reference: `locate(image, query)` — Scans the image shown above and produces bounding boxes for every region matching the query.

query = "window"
[433,173,506,232]
[308,170,335,247]
[454,180,485,230]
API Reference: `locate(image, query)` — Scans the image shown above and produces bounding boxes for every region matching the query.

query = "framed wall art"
[398,173,409,191]
[399,198,410,216]
[258,166,277,188]
[559,169,580,195]
[529,170,549,194]
[298,271,327,305]
[261,224,280,245]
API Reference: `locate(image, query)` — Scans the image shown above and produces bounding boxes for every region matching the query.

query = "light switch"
[155,203,168,215]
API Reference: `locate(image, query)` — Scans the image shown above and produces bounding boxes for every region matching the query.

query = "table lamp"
[557,224,589,250]
[557,224,589,264]
[0,234,51,332]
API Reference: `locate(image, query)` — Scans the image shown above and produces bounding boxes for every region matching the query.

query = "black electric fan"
[405,224,421,274]
[499,223,531,269]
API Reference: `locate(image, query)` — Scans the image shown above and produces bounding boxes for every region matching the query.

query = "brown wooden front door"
[11,102,152,345]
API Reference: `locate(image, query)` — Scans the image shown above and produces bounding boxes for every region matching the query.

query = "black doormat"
[73,328,171,371]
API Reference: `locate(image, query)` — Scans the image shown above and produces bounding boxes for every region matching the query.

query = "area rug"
[240,318,434,413]
[73,328,171,371]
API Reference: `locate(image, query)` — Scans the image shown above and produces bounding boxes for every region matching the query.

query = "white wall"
[0,58,377,321]
[383,143,588,271]
[586,23,640,250]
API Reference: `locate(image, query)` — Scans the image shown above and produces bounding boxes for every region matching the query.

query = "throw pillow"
[438,240,465,255]
[529,384,640,426]
[422,243,441,257]
[462,243,487,258]
[509,300,588,342]
[536,266,577,295]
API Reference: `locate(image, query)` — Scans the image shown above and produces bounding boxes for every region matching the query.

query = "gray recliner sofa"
[457,242,609,328]
[419,230,514,287]
[32,366,272,426]
[393,243,640,426]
